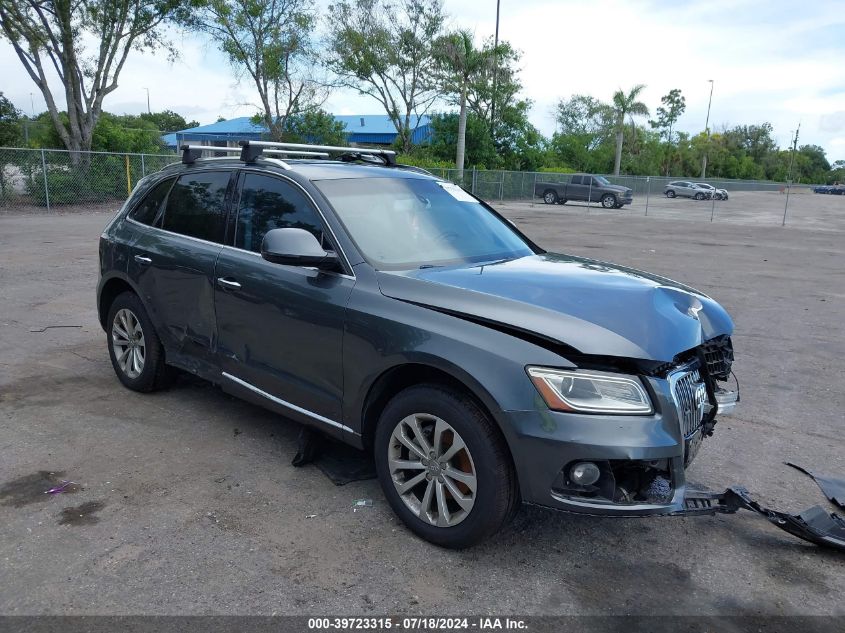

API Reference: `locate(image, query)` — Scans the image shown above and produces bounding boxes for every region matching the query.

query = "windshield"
[315,177,535,269]
[594,175,610,186]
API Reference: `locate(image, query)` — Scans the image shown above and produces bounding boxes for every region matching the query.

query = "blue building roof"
[163,114,431,148]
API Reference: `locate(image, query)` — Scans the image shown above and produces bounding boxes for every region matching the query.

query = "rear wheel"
[666,190,676,198]
[107,292,168,392]
[543,190,558,204]
[374,384,518,549]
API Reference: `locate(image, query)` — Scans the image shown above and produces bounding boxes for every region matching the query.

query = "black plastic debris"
[785,462,845,510]
[678,486,845,551]
[292,427,377,486]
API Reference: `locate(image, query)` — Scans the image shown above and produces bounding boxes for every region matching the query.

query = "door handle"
[217,277,242,289]
[134,255,152,265]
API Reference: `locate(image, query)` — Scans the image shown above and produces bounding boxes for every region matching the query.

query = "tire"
[374,384,518,549]
[666,190,676,198]
[106,291,168,392]
[601,194,617,209]
[542,190,558,205]
[694,192,705,200]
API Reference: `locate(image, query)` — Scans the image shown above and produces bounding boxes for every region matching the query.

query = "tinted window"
[130,178,174,226]
[235,173,325,252]
[163,171,230,242]
[571,175,582,185]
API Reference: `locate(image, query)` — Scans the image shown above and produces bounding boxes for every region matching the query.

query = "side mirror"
[261,228,338,270]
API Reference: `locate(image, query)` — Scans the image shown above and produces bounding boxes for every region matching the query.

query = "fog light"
[570,461,601,486]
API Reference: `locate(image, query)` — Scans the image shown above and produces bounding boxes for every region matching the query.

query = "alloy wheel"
[112,308,145,379]
[388,413,477,527]
[543,191,556,204]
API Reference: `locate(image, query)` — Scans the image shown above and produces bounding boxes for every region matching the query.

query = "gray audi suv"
[97,141,739,548]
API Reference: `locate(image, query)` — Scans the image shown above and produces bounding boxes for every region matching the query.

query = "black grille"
[701,336,734,381]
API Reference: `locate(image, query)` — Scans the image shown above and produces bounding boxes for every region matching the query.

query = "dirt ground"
[0,207,843,616]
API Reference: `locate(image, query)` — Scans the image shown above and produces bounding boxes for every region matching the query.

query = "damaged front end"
[539,336,739,512]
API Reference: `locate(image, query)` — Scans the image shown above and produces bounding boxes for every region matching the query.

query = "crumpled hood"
[377,253,733,362]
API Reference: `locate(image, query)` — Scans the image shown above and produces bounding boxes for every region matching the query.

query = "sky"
[1,0,844,159]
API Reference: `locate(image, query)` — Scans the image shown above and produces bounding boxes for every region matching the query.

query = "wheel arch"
[359,361,512,459]
[97,273,144,330]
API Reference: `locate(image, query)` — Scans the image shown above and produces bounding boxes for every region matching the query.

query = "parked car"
[535,174,633,209]
[97,141,739,548]
[812,185,832,194]
[694,183,729,200]
[664,181,712,200]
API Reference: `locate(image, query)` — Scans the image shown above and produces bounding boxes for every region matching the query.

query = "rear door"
[567,175,588,201]
[128,169,233,375]
[214,171,354,429]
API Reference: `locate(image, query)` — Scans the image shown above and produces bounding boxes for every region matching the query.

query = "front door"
[214,171,354,428]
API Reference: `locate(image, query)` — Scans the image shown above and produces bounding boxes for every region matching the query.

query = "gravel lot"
[0,206,843,616]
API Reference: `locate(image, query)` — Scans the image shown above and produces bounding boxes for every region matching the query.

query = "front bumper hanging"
[676,486,845,552]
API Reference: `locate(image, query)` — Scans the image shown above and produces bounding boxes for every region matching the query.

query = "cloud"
[1,0,844,158]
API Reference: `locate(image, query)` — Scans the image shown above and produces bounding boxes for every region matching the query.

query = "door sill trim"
[221,371,356,435]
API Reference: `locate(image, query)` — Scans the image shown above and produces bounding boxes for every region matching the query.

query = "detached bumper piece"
[676,486,845,552]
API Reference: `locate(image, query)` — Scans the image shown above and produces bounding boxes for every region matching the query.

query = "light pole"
[782,123,800,226]
[490,0,501,142]
[700,79,714,179]
[143,88,151,114]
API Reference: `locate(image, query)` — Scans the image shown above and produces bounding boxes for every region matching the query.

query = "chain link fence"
[427,167,829,227]
[1,147,831,227]
[0,147,178,213]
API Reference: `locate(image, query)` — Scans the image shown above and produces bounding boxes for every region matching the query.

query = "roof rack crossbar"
[180,144,291,169]
[261,149,330,158]
[240,140,397,166]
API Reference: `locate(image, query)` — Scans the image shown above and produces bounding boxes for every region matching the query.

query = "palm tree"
[611,84,649,176]
[435,30,488,183]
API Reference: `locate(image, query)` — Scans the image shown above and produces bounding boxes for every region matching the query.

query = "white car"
[695,183,729,200]
[664,181,712,200]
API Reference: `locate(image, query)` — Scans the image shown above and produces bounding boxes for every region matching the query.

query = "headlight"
[527,367,653,414]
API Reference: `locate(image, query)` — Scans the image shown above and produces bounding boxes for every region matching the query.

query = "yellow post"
[125,155,132,195]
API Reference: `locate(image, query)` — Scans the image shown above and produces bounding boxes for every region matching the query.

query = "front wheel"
[374,385,518,549]
[695,192,705,200]
[601,194,617,208]
[543,190,558,204]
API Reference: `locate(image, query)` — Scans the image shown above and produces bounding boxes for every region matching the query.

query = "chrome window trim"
[222,372,356,435]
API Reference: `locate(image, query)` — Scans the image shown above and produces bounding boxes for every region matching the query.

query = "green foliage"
[0,93,22,146]
[25,111,166,153]
[284,110,348,145]
[140,110,199,133]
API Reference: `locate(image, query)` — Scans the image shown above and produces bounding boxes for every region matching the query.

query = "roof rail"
[240,140,397,166]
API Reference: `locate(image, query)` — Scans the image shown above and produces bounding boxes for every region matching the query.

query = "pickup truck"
[535,174,634,209]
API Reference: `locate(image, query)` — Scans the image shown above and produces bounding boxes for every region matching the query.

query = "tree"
[192,0,328,141]
[325,0,445,153]
[0,0,192,161]
[284,109,348,145]
[464,38,520,134]
[140,110,200,133]
[649,88,685,175]
[0,93,23,146]
[610,84,649,175]
[434,29,489,181]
